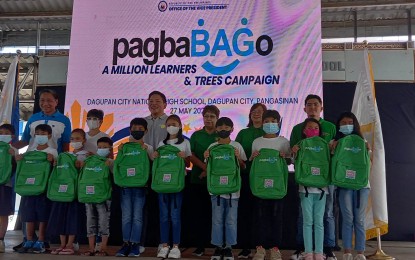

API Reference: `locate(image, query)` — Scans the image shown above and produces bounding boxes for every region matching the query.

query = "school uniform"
[20,147,58,223]
[251,136,291,248]
[47,150,88,237]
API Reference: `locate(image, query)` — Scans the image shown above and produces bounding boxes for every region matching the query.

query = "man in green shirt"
[289,94,338,260]
[290,95,336,146]
[188,105,219,256]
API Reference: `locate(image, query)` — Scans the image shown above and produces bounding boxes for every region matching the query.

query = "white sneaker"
[140,246,146,254]
[72,242,79,252]
[290,250,305,260]
[168,247,181,259]
[354,254,366,260]
[343,253,353,260]
[95,242,101,252]
[253,247,266,260]
[157,246,170,258]
[303,253,314,260]
[0,240,5,253]
[269,248,283,260]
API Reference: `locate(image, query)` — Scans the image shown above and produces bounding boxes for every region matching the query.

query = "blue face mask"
[97,148,110,158]
[339,124,354,135]
[0,135,12,143]
[263,123,279,134]
[34,135,49,145]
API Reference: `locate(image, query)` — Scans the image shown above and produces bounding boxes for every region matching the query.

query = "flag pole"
[366,228,395,260]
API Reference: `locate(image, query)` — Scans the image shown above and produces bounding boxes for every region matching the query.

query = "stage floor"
[1,231,414,259]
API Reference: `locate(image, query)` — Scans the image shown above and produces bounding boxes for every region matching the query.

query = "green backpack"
[15,151,51,196]
[207,144,241,195]
[250,148,288,199]
[331,135,370,190]
[78,155,112,203]
[295,136,330,188]
[114,142,150,188]
[151,145,186,193]
[47,152,78,202]
[0,141,13,185]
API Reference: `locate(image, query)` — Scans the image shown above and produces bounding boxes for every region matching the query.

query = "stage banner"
[66,0,322,145]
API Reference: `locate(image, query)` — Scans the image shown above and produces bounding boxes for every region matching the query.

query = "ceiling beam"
[322,0,415,9]
[322,18,409,28]
[0,11,72,20]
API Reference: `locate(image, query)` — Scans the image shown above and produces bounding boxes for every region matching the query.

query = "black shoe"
[223,247,234,260]
[333,245,342,251]
[238,248,251,259]
[13,241,25,252]
[193,247,205,256]
[324,247,337,260]
[211,247,223,260]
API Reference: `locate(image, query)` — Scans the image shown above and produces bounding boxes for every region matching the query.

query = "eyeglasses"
[203,115,217,119]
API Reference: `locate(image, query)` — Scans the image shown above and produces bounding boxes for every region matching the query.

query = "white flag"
[352,49,388,239]
[0,56,19,124]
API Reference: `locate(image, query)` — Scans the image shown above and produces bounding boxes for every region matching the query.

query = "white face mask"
[0,135,12,143]
[70,142,83,150]
[87,120,100,130]
[97,148,110,157]
[34,135,49,145]
[167,126,180,135]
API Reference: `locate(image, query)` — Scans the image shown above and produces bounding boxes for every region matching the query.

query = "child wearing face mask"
[115,118,154,257]
[16,124,58,254]
[82,137,113,256]
[204,117,247,260]
[48,128,88,255]
[331,112,371,260]
[84,109,110,154]
[0,124,18,253]
[291,118,329,260]
[249,110,291,260]
[152,115,191,259]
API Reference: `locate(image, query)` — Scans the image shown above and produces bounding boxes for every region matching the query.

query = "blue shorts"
[20,194,51,222]
[0,185,14,216]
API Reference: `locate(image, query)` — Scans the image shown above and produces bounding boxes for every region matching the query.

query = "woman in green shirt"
[235,103,267,258]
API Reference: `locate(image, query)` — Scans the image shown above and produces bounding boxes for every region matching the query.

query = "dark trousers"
[184,184,211,248]
[236,170,255,249]
[254,197,284,249]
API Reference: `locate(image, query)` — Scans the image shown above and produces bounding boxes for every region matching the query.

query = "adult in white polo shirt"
[16,89,71,153]
[144,91,168,149]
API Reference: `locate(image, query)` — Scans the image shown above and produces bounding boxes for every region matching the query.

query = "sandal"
[94,250,109,256]
[59,248,75,255]
[82,250,95,256]
[51,247,65,255]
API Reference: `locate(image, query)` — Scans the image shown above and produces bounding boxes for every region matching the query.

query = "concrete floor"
[1,231,414,260]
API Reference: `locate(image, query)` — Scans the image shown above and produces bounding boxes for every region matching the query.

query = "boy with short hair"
[0,124,18,253]
[84,109,110,153]
[83,137,113,256]
[115,118,154,257]
[250,110,291,260]
[204,117,247,260]
[17,124,58,253]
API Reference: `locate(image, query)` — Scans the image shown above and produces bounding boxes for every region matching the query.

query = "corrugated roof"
[0,0,73,13]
